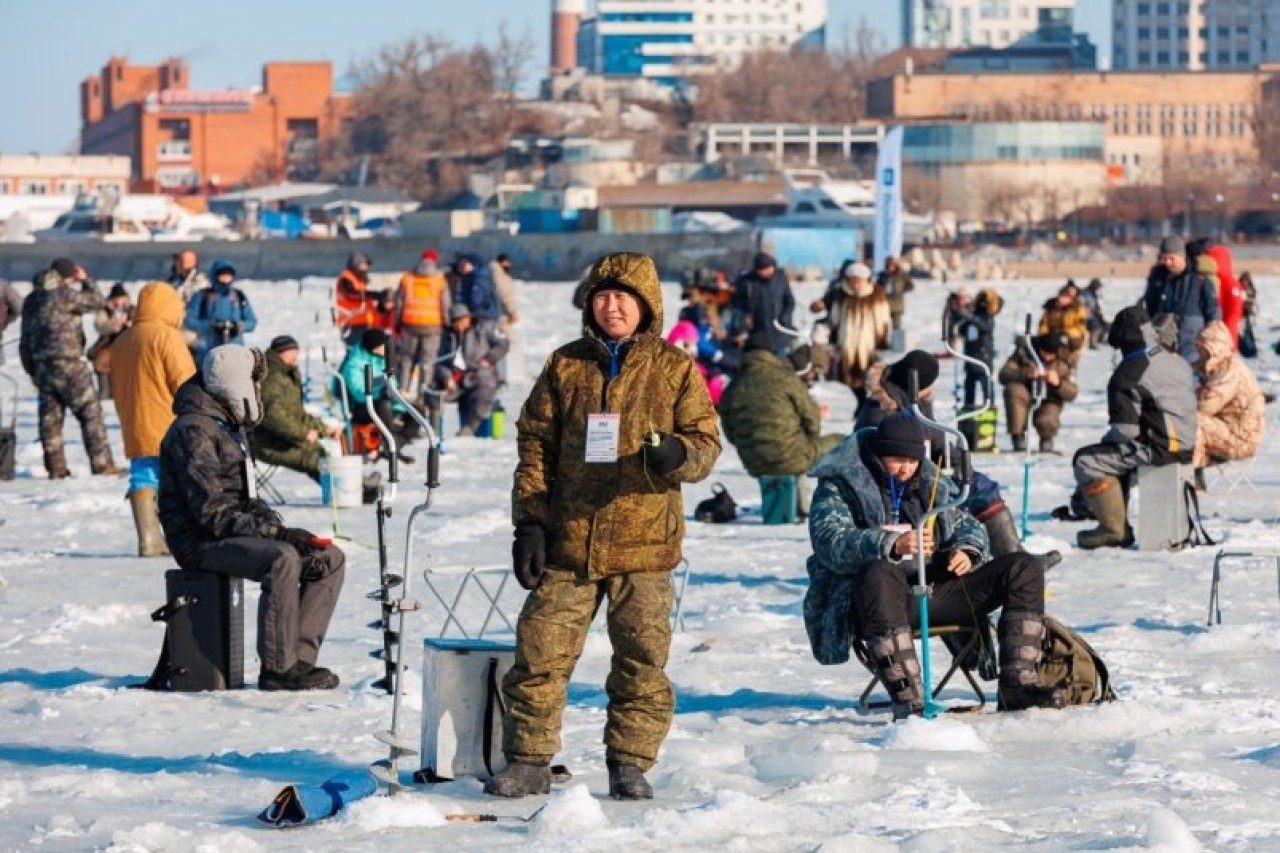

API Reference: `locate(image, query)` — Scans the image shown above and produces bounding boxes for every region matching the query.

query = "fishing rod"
[907,368,972,720]
[1017,314,1046,541]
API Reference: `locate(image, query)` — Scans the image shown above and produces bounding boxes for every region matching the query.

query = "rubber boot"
[129,488,169,557]
[996,610,1064,711]
[1077,477,1132,550]
[1011,434,1026,452]
[982,504,1062,571]
[867,628,924,720]
[606,760,654,800]
[483,759,552,798]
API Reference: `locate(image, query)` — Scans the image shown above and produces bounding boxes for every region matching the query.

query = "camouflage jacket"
[18,271,104,374]
[513,252,722,580]
[252,350,326,455]
[158,377,284,569]
[804,433,988,665]
[719,347,842,477]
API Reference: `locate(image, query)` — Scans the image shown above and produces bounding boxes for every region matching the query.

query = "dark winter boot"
[259,661,340,691]
[997,610,1064,712]
[483,759,552,798]
[981,504,1062,572]
[867,628,924,720]
[1194,467,1207,492]
[606,760,654,800]
[1077,476,1132,550]
[1011,434,1027,453]
[1038,438,1056,454]
[129,488,169,557]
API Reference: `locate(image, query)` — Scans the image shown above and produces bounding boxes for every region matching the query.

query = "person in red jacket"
[1204,244,1244,349]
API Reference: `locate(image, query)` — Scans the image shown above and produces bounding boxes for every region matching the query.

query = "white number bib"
[585,413,621,463]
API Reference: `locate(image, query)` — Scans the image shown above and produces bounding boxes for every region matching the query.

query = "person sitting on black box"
[158,344,346,691]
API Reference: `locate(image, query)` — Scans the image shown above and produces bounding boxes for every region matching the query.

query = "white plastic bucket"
[320,454,364,508]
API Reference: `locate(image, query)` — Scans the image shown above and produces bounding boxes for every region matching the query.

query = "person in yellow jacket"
[394,249,451,392]
[485,252,722,802]
[1037,281,1089,366]
[108,283,197,556]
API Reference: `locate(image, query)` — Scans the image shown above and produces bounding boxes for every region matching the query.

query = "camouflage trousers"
[1195,413,1261,468]
[34,360,115,477]
[501,567,674,771]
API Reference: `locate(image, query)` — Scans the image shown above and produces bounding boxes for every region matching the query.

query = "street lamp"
[1184,191,1194,236]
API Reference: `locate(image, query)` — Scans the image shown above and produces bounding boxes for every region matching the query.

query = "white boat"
[758,169,936,245]
[32,192,238,243]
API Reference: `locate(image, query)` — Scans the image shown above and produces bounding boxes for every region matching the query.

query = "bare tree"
[320,30,549,202]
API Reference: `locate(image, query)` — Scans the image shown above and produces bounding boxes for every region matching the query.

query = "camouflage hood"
[579,252,664,342]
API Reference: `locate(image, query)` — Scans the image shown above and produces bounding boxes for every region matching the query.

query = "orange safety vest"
[333,269,378,328]
[399,271,447,328]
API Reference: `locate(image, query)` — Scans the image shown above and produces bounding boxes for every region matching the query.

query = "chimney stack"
[552,0,586,73]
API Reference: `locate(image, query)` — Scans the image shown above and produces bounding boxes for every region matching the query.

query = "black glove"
[512,524,546,591]
[642,432,686,477]
[280,526,320,556]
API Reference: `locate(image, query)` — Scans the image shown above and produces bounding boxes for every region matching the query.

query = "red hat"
[421,249,440,263]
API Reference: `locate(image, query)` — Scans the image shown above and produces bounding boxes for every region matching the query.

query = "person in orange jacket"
[395,249,451,391]
[333,252,381,345]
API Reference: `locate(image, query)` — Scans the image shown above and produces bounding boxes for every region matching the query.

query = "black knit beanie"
[870,413,927,462]
[886,350,939,393]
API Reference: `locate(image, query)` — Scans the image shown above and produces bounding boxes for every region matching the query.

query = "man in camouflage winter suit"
[486,252,721,801]
[18,258,123,478]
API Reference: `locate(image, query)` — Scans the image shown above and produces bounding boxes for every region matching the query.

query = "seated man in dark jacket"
[1070,305,1197,549]
[805,414,1063,718]
[158,344,346,691]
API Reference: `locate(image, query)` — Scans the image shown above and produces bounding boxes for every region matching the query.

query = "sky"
[0,0,1110,156]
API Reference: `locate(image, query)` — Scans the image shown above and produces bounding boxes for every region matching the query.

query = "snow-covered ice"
[1,268,1279,850]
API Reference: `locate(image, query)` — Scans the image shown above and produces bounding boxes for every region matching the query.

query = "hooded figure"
[1070,305,1197,549]
[1204,245,1245,348]
[805,414,1063,717]
[110,283,197,556]
[158,344,347,692]
[185,260,258,364]
[487,252,721,802]
[948,287,1002,408]
[1193,320,1264,469]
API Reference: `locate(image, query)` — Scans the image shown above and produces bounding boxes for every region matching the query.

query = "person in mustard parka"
[486,252,721,802]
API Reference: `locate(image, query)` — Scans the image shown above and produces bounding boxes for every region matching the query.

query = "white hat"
[844,261,872,280]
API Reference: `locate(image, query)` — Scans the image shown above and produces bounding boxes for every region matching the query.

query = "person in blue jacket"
[332,328,418,462]
[185,259,257,364]
[451,255,499,329]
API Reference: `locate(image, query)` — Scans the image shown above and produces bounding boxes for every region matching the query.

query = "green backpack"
[1039,615,1116,705]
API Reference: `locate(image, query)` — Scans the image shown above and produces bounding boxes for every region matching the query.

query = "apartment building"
[576,0,828,85]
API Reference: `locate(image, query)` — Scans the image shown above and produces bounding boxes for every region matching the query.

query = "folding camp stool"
[1204,459,1259,495]
[420,560,693,639]
[853,624,989,713]
[1206,549,1280,626]
[255,464,285,504]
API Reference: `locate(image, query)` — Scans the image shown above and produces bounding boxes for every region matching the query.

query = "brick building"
[867,67,1271,185]
[79,56,347,191]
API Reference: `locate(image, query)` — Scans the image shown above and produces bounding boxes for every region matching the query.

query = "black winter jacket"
[158,377,284,568]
